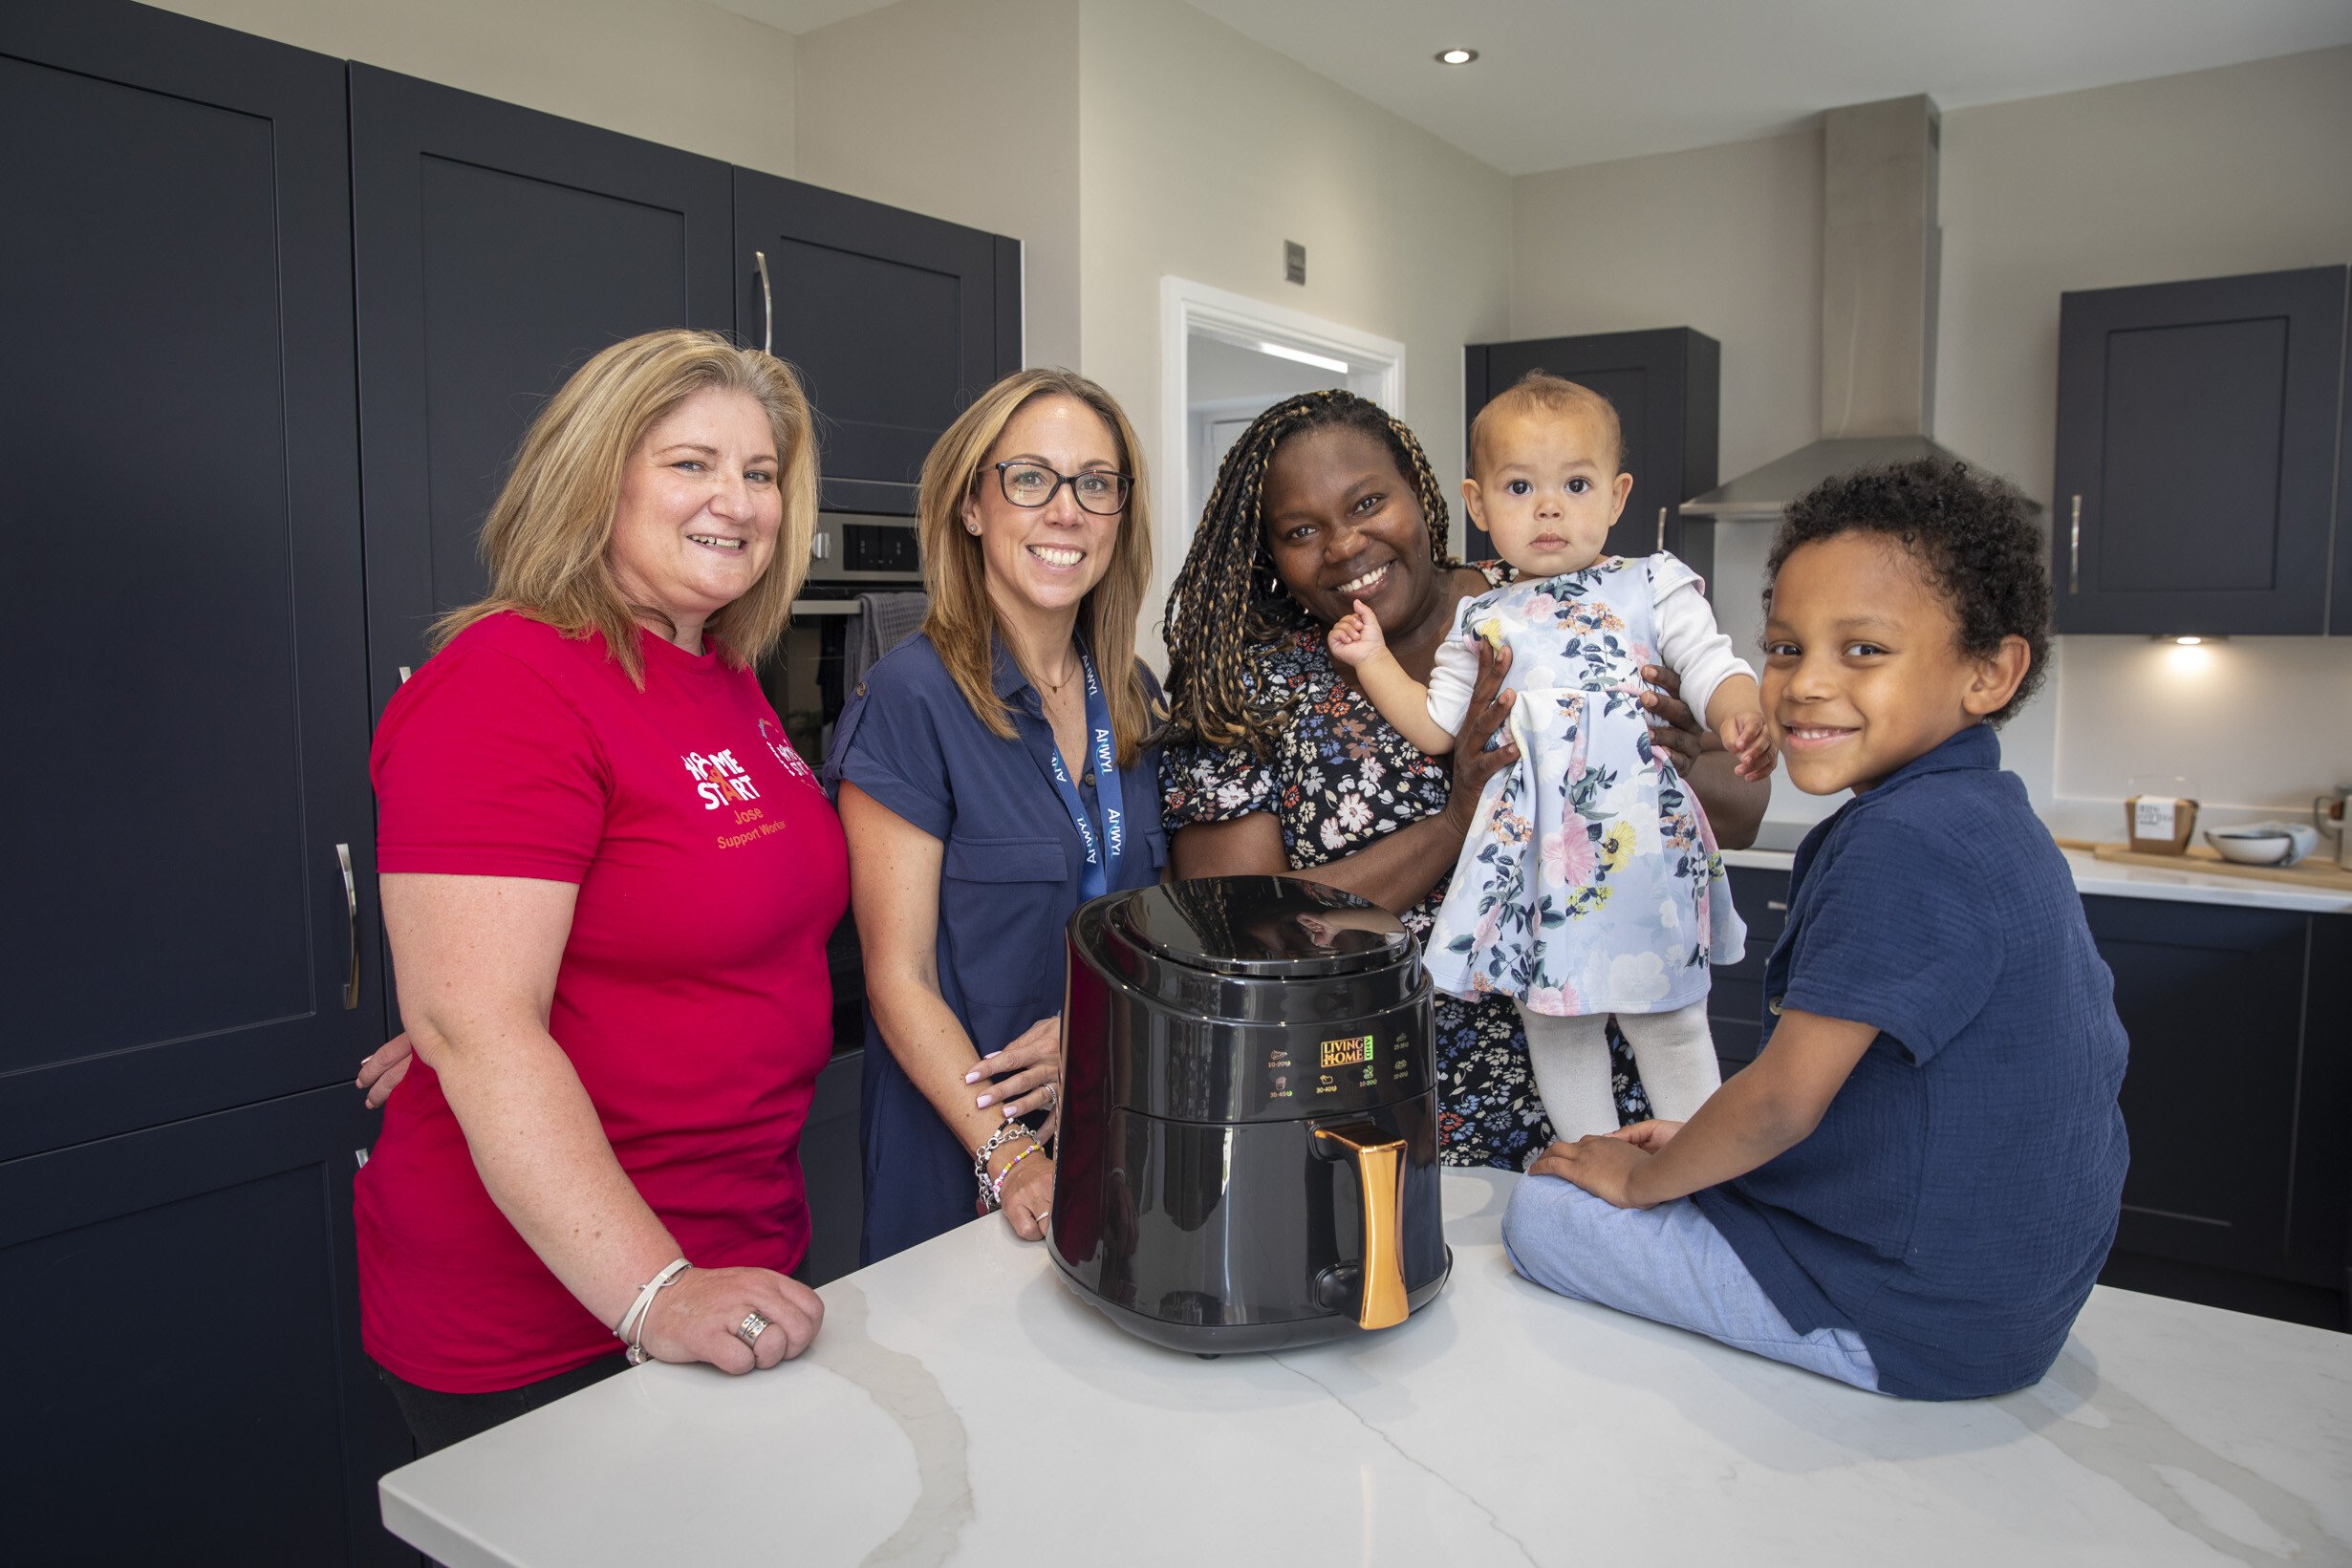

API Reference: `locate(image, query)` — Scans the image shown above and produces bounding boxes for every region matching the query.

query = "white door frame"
[1155,277,1405,639]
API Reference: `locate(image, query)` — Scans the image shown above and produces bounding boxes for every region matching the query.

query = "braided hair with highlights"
[1161,390,1457,756]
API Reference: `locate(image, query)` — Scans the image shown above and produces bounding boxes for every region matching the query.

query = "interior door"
[352,64,736,701]
[0,0,380,1160]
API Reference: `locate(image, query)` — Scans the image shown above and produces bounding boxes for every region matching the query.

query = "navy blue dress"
[825,634,1165,1264]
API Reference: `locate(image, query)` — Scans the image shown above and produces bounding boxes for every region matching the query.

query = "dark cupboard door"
[2054,265,2347,635]
[2,1087,413,1567]
[1463,328,1720,580]
[2083,896,2307,1277]
[352,65,735,698]
[735,170,1015,514]
[0,0,380,1161]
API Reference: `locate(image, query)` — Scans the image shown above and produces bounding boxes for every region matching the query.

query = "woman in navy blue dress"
[827,370,1163,1264]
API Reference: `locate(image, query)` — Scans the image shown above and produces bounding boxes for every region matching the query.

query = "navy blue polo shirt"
[1690,724,2128,1399]
[824,633,1165,1264]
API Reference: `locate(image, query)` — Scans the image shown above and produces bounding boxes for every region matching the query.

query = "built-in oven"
[758,512,927,1057]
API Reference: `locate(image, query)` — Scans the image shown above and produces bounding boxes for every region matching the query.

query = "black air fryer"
[1049,876,1450,1353]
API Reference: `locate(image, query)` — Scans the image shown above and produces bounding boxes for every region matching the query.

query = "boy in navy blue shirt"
[1502,459,2128,1399]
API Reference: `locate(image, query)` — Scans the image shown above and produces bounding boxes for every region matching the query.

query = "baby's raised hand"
[1721,709,1776,782]
[1326,598,1389,668]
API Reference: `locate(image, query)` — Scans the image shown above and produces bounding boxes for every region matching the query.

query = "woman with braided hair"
[1160,390,1767,1167]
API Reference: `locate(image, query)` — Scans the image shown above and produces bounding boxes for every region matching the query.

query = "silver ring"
[1045,1082,1057,1106]
[736,1311,769,1349]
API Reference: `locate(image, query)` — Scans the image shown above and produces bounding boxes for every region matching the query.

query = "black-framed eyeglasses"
[992,461,1133,516]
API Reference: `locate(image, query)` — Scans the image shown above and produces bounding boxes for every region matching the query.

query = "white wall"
[145,0,798,175]
[794,0,1083,369]
[1077,0,1515,604]
[1512,47,2352,835]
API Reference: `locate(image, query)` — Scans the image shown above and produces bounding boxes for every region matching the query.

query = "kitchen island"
[380,1169,2351,1566]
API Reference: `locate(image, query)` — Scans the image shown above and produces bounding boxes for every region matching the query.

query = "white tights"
[1517,999,1723,1142]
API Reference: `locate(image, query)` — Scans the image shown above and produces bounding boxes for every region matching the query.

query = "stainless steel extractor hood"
[1684,95,2024,520]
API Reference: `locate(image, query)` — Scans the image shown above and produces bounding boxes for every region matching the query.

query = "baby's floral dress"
[1426,554,1746,1016]
[1159,564,1651,1171]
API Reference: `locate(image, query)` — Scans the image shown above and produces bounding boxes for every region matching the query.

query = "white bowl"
[2205,830,2295,865]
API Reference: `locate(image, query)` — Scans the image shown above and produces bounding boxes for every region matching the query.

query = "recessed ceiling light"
[1435,48,1478,65]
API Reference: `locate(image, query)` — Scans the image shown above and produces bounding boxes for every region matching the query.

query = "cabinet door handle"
[2068,494,2082,594]
[1765,899,1788,913]
[1655,506,1668,553]
[335,843,359,1010]
[754,249,774,354]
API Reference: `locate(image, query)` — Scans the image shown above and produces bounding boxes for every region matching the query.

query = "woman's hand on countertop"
[357,1031,416,1110]
[640,1265,823,1373]
[993,1149,1054,1242]
[967,1014,1062,1140]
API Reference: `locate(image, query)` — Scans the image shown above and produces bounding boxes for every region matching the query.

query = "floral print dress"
[1428,555,1746,1016]
[1159,564,1651,1171]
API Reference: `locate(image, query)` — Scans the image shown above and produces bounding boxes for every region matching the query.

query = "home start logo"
[757,718,814,783]
[681,749,760,810]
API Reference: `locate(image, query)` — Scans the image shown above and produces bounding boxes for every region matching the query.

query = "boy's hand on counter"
[1528,1134,1653,1210]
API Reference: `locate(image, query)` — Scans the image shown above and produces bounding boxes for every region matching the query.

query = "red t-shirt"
[356,612,847,1392]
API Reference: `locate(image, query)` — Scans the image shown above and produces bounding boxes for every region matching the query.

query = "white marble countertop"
[380,1169,2352,1567]
[1721,845,2352,914]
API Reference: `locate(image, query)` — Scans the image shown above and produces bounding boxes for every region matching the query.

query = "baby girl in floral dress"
[1330,374,1772,1136]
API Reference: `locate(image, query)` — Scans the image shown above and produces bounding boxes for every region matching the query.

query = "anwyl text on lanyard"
[1037,653,1126,901]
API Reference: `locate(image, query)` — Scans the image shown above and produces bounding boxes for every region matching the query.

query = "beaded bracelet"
[972,1123,1036,1212]
[990,1141,1046,1207]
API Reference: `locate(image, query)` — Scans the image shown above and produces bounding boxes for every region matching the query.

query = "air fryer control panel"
[1261,1027,1421,1112]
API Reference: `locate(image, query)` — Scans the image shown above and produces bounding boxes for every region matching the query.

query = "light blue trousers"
[1502,1173,1882,1392]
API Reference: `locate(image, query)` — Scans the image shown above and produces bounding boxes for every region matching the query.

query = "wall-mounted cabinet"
[2053,265,2349,635]
[1463,328,1720,585]
[736,172,1018,514]
[352,65,738,698]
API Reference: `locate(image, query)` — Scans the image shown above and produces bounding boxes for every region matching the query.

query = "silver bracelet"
[972,1124,1039,1213]
[616,1257,690,1364]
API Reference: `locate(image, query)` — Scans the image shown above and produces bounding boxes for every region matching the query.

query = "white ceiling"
[1179,0,2352,175]
[707,0,2352,179]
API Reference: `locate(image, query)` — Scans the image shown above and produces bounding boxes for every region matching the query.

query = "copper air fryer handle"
[1313,1122,1409,1331]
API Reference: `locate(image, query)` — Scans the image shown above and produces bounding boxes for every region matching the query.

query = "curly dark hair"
[1765,457,2051,727]
[1161,390,1457,755]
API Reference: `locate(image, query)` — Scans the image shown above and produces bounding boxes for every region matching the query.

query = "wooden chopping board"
[2076,841,2352,892]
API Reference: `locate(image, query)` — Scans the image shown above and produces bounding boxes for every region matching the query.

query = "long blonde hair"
[917,369,1156,764]
[431,329,819,684]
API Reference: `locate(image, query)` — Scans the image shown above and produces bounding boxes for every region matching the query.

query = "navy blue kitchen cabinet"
[2,1087,411,1566]
[0,1,385,1164]
[1706,864,1790,1078]
[2085,897,2349,1327]
[1463,328,1720,581]
[735,170,1019,514]
[1,9,413,1560]
[352,65,738,699]
[2052,265,2350,636]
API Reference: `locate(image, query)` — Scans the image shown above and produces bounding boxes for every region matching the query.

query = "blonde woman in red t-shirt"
[356,330,842,1452]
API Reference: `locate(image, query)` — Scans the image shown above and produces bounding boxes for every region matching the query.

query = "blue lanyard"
[1038,654,1127,902]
